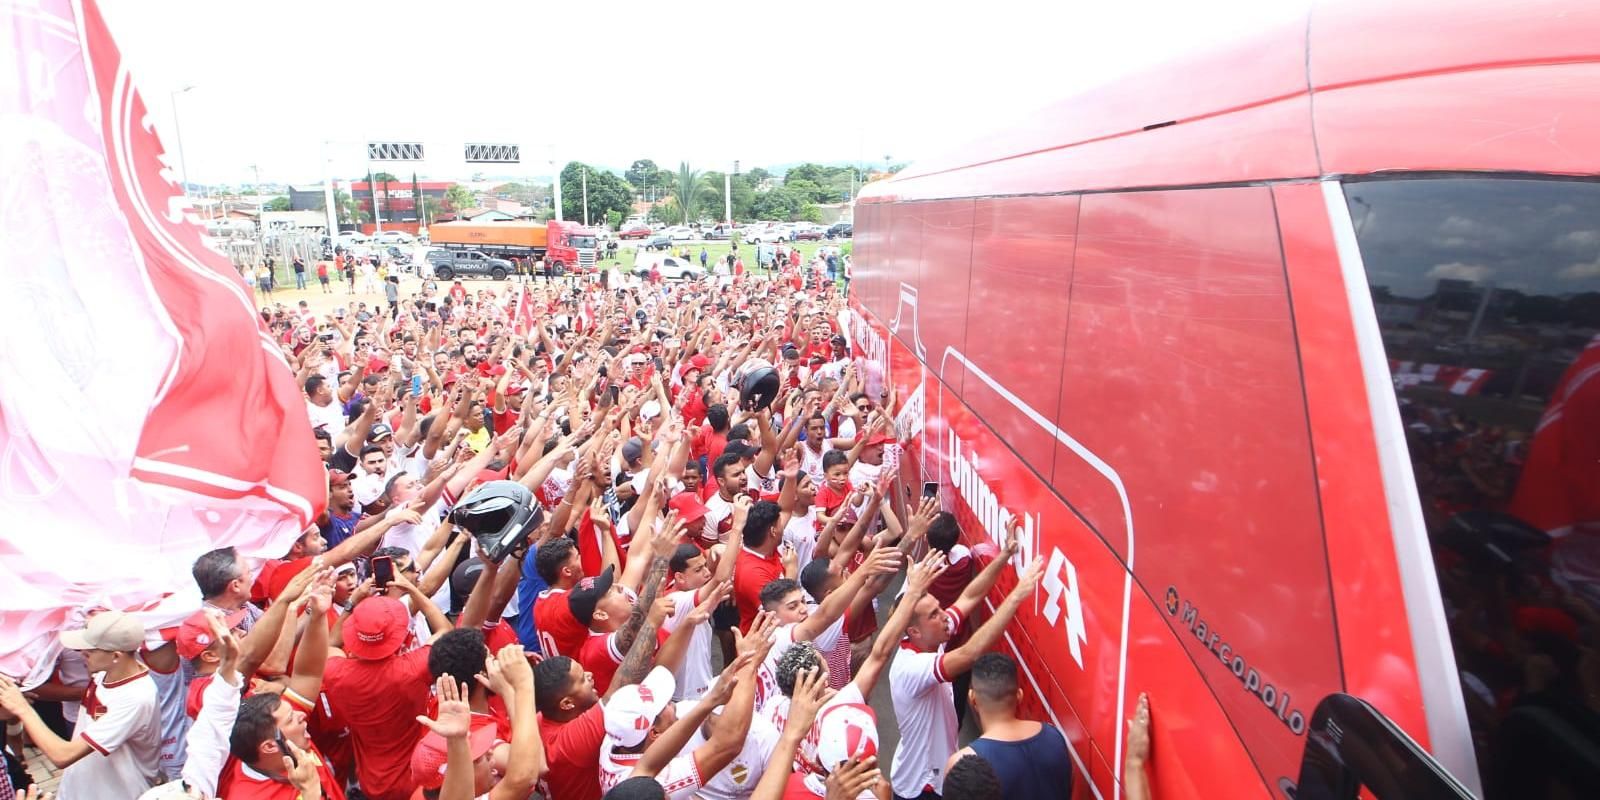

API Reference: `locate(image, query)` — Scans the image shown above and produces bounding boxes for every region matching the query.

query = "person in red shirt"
[532,538,591,658]
[569,559,672,695]
[812,451,854,517]
[692,405,732,473]
[733,501,791,632]
[211,577,344,800]
[322,591,448,800]
[531,657,606,800]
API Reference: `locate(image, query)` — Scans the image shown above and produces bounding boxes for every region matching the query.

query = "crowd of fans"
[0,257,1151,800]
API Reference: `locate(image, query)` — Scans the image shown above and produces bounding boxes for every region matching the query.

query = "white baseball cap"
[352,472,385,509]
[814,702,880,773]
[61,610,146,653]
[604,666,676,747]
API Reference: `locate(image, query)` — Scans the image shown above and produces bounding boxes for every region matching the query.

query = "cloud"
[1425,262,1495,282]
[1437,215,1479,236]
[1557,260,1600,281]
[1555,229,1600,254]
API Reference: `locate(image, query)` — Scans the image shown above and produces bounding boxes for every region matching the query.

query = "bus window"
[1345,177,1600,799]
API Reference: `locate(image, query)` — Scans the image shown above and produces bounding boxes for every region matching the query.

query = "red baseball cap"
[173,608,248,660]
[668,492,709,527]
[863,433,896,448]
[343,597,411,660]
[411,718,499,790]
[329,469,352,487]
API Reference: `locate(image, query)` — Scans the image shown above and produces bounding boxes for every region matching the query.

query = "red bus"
[849,1,1600,797]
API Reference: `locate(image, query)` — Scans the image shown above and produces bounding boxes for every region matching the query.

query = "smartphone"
[922,481,939,500]
[275,730,298,767]
[318,332,334,343]
[411,374,424,397]
[372,555,394,589]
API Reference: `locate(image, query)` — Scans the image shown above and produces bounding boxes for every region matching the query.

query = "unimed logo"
[947,429,1088,670]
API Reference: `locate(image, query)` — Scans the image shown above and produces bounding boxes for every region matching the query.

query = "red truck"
[428,219,599,273]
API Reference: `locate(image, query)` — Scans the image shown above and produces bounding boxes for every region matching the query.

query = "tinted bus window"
[1345,178,1600,798]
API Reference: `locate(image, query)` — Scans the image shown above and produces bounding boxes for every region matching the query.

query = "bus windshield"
[1345,176,1600,799]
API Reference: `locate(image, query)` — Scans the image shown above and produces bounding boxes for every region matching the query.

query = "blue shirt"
[510,542,549,652]
[328,510,361,549]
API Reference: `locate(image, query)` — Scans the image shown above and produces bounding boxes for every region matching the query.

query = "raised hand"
[1126,692,1152,765]
[783,666,836,736]
[825,755,881,800]
[906,551,949,597]
[0,674,30,716]
[689,579,733,626]
[278,557,324,604]
[476,646,513,699]
[281,736,322,795]
[905,496,940,541]
[416,674,472,739]
[647,597,676,627]
[861,545,903,576]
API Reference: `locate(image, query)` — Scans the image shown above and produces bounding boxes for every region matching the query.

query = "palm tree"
[671,162,700,225]
[372,172,398,224]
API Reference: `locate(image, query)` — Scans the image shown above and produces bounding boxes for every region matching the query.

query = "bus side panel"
[868,290,1273,800]
[1055,187,1340,790]
[1271,183,1429,741]
[912,199,977,393]
[960,195,1080,480]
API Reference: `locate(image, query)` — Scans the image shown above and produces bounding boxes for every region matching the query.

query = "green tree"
[559,162,634,226]
[606,209,624,230]
[371,172,398,223]
[784,163,830,186]
[746,167,771,185]
[333,189,362,226]
[265,196,292,212]
[783,178,827,204]
[626,159,661,192]
[749,186,804,221]
[444,184,477,215]
[700,171,756,221]
[670,162,701,225]
[799,203,824,223]
[419,195,444,225]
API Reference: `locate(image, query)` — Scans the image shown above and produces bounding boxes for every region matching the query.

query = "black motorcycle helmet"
[451,481,544,564]
[738,359,781,412]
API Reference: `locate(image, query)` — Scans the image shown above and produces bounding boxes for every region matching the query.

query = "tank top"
[968,724,1075,800]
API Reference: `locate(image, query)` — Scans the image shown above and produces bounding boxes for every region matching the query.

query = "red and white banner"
[1390,360,1494,396]
[0,0,326,685]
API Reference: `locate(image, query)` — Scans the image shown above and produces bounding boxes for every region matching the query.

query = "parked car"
[826,222,853,239]
[666,226,697,241]
[745,223,792,243]
[425,248,513,280]
[793,224,825,241]
[643,234,673,251]
[703,225,734,240]
[619,225,652,240]
[335,231,370,249]
[374,230,415,246]
[633,255,705,281]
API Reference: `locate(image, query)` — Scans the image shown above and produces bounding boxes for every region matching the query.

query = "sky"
[100,0,1306,187]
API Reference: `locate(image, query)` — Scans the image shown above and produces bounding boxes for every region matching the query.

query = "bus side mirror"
[1290,694,1474,800]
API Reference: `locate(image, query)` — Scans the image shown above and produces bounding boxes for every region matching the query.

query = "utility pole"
[725,159,735,224]
[581,165,589,227]
[552,156,563,222]
[322,141,339,236]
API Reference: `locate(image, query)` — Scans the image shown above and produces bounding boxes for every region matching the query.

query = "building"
[288,184,327,212]
[349,180,452,225]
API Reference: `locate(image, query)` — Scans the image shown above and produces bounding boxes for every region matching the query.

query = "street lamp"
[170,85,196,215]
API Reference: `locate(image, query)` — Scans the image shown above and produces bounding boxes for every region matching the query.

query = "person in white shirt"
[888,552,1045,798]
[751,546,900,720]
[304,373,347,435]
[598,654,760,800]
[662,543,738,701]
[0,611,161,799]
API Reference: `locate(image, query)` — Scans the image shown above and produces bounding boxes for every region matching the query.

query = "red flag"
[0,0,325,685]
